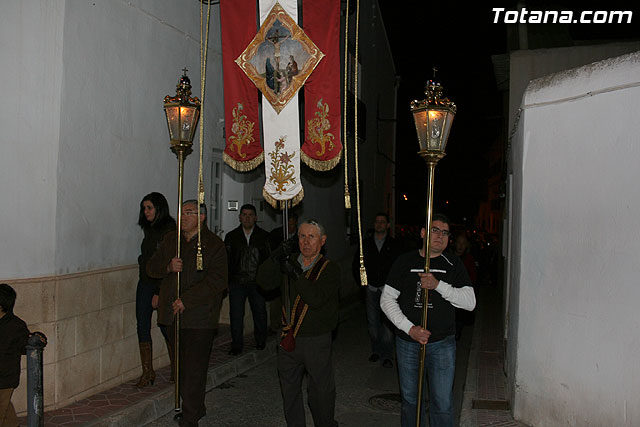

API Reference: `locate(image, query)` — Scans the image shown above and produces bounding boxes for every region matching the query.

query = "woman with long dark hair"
[135,192,176,388]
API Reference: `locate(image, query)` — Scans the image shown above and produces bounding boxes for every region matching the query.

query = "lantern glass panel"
[427,110,447,150]
[412,109,428,151]
[179,107,199,142]
[440,112,454,152]
[164,105,180,142]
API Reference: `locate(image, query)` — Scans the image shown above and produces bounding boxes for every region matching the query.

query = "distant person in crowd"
[268,211,300,333]
[225,204,271,355]
[353,212,402,368]
[147,200,228,427]
[453,232,477,340]
[135,192,176,388]
[381,214,476,427]
[257,219,340,427]
[0,283,29,427]
[269,211,299,251]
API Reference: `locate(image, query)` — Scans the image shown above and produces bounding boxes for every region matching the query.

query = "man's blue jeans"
[365,287,393,360]
[396,334,456,427]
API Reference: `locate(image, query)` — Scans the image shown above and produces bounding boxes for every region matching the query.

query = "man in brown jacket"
[147,200,227,427]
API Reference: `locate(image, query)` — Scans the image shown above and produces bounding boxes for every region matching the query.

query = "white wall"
[1,0,227,410]
[508,51,640,426]
[508,41,640,132]
[0,1,64,277]
[0,0,224,278]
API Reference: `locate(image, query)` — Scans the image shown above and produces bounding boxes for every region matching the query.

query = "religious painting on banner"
[235,1,324,114]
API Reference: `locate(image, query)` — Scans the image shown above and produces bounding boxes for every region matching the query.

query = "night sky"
[377,0,640,228]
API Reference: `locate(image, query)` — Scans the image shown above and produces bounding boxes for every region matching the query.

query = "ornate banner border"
[235,2,324,114]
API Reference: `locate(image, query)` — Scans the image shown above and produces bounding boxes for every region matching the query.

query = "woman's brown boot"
[135,342,156,388]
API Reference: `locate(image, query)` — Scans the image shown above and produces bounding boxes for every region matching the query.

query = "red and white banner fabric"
[259,0,304,208]
[301,0,342,171]
[220,0,263,171]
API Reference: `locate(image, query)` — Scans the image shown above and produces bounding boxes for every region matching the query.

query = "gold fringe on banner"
[223,151,264,172]
[300,149,342,171]
[262,187,304,210]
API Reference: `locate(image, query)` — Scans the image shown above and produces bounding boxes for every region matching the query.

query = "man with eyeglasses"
[147,200,228,427]
[380,213,476,427]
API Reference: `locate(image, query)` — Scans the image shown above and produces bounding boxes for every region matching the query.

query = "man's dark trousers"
[276,333,338,427]
[229,284,267,351]
[167,325,215,426]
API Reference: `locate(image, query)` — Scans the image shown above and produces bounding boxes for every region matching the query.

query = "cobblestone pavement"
[26,281,530,426]
[146,303,404,426]
[146,298,473,427]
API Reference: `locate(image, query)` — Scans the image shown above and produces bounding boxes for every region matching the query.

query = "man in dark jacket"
[354,213,402,368]
[257,219,340,427]
[0,283,29,427]
[147,200,228,427]
[224,204,271,355]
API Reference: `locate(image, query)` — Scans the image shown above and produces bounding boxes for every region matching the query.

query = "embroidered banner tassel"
[196,244,203,271]
[344,189,351,209]
[359,256,368,286]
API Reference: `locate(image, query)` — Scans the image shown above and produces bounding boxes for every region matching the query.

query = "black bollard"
[25,332,47,427]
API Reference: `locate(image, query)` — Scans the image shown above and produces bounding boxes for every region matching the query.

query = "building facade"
[1,0,396,414]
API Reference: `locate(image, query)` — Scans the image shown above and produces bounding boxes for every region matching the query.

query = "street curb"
[459,316,480,427]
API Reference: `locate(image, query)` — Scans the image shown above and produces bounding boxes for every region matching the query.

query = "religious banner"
[301,0,342,171]
[220,0,263,171]
[235,1,324,114]
[236,0,311,208]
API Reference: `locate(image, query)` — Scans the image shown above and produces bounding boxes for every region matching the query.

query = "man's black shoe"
[228,348,242,356]
[368,353,380,363]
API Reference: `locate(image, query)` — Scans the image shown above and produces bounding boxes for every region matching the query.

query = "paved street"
[146,298,472,427]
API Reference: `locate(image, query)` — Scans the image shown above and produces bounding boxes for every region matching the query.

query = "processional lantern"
[410,78,456,160]
[409,72,456,427]
[164,68,201,151]
[163,69,201,414]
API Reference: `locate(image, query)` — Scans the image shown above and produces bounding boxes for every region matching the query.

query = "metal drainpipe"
[25,332,47,427]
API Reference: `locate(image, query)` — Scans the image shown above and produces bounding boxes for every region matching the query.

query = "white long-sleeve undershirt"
[380,281,476,335]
